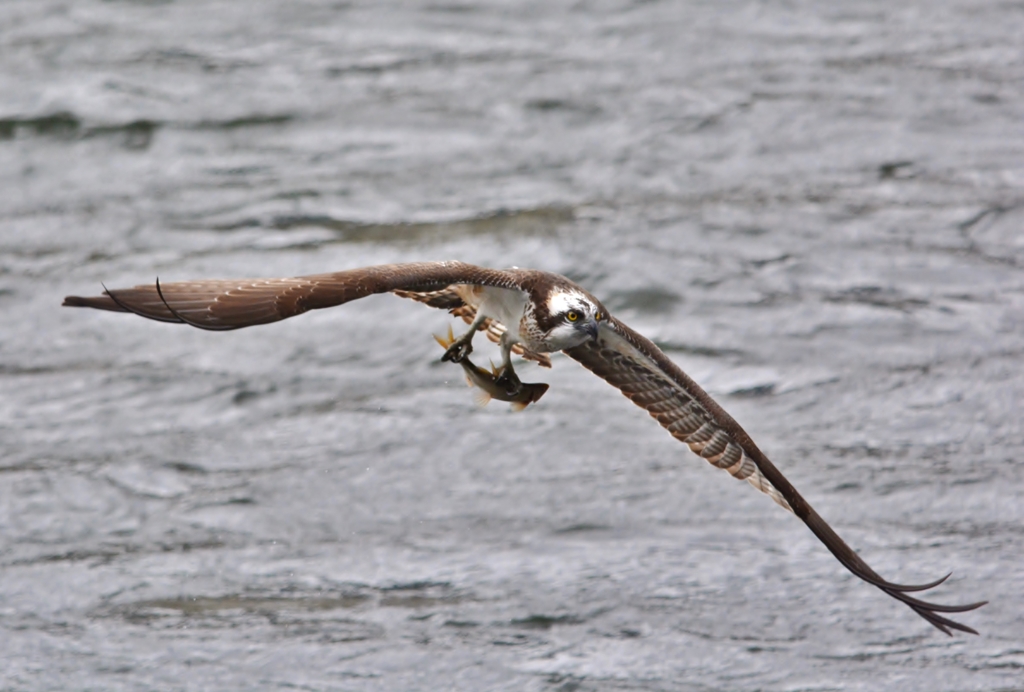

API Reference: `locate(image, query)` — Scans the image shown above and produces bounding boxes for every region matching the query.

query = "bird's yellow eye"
[566,310,579,322]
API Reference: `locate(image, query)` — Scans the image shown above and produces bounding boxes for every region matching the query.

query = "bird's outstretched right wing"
[564,317,986,635]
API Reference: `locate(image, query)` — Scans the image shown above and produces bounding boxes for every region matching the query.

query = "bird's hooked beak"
[584,318,600,341]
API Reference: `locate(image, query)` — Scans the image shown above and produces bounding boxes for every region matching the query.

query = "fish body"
[434,326,549,411]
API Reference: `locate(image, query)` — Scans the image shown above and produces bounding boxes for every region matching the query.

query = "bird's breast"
[468,285,530,341]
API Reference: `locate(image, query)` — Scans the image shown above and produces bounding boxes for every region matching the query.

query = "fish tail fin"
[433,324,456,349]
[510,400,529,412]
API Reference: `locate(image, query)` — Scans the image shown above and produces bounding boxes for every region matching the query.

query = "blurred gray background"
[1,1,1022,690]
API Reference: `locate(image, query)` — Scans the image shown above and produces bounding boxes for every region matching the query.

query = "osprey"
[64,260,985,635]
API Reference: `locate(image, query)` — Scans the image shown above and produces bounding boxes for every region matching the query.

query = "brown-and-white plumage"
[63,260,985,635]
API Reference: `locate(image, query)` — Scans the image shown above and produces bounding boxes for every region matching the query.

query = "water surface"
[1,1,1022,690]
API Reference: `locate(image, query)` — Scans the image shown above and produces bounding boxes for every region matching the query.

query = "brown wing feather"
[565,318,985,635]
[62,261,522,331]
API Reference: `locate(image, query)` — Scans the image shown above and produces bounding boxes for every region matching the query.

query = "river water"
[1,1,1022,690]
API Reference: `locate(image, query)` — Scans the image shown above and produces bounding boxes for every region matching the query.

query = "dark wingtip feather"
[154,276,212,330]
[880,583,986,635]
[62,294,125,311]
[875,572,952,593]
[100,281,180,324]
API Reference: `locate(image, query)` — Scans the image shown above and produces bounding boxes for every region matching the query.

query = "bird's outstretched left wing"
[563,317,986,635]
[62,261,517,331]
[63,263,554,367]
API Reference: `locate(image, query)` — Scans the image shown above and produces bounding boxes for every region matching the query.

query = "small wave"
[202,205,575,245]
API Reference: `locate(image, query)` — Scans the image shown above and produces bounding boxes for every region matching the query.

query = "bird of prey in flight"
[63,260,985,635]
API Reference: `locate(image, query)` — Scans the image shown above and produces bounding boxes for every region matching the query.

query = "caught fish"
[434,325,549,411]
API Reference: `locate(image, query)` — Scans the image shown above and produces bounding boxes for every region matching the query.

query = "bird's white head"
[539,288,604,350]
